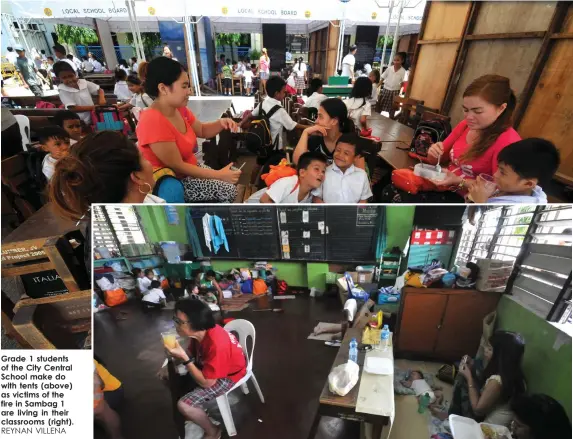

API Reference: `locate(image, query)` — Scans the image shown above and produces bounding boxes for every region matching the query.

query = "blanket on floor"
[220,295,257,312]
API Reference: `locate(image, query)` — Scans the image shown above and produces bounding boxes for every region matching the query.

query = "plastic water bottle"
[380,324,390,351]
[418,392,431,413]
[349,338,358,363]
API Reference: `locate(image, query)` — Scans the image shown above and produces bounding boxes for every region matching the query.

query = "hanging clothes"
[210,215,229,254]
[202,213,212,251]
[186,209,203,258]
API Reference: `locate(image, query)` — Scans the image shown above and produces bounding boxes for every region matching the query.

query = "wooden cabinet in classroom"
[395,287,501,362]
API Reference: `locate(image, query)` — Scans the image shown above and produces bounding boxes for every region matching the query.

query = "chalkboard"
[326,206,382,262]
[277,207,326,261]
[184,206,381,263]
[187,206,280,260]
[228,206,280,260]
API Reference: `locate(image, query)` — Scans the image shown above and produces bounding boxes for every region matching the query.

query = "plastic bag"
[104,288,128,307]
[328,361,360,396]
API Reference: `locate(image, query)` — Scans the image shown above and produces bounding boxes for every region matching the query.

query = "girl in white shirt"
[117,75,153,111]
[379,52,407,118]
[369,69,381,108]
[133,268,152,296]
[293,57,307,96]
[304,78,327,113]
[344,77,373,131]
[113,69,133,101]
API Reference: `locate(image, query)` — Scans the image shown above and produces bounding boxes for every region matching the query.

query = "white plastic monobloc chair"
[217,319,264,436]
[14,114,31,151]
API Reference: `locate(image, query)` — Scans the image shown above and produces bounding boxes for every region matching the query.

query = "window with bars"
[454,205,572,322]
[92,206,147,256]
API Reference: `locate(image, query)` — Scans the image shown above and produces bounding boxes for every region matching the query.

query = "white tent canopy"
[4,0,425,24]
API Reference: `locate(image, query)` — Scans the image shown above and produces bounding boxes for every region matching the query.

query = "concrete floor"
[94,293,360,439]
[93,293,453,439]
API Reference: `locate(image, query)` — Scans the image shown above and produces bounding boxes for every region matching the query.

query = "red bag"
[391,169,445,195]
[104,288,128,307]
[35,101,56,109]
[276,279,288,295]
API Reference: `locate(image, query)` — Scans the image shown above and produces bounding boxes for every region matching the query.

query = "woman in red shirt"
[382,74,520,203]
[136,57,241,203]
[167,299,246,439]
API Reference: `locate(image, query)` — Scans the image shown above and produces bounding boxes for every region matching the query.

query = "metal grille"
[508,205,572,321]
[92,206,147,257]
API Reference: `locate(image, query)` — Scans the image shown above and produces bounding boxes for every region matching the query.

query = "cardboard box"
[348,271,375,284]
[476,259,514,292]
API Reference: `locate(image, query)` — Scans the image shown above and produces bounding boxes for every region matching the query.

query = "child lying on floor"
[401,370,443,405]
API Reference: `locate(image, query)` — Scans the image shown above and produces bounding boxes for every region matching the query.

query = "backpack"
[152,168,185,203]
[245,104,282,158]
[35,100,56,109]
[408,119,452,163]
[25,149,48,191]
[276,279,288,295]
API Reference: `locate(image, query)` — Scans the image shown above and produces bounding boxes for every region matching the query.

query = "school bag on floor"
[408,119,452,163]
[245,104,282,159]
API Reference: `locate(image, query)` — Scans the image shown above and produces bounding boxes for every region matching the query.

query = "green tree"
[55,24,99,45]
[125,32,162,59]
[216,33,243,57]
[377,35,394,48]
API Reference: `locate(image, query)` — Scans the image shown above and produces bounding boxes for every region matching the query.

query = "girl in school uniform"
[344,77,373,131]
[292,57,307,96]
[304,78,327,111]
[379,52,407,118]
[369,69,381,107]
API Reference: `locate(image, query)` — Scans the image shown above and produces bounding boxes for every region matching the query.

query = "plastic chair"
[14,114,30,151]
[217,319,264,436]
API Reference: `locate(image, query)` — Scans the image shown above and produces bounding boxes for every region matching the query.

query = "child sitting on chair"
[255,151,327,203]
[467,138,560,204]
[133,268,151,297]
[38,126,71,181]
[400,370,443,405]
[312,133,372,203]
[53,110,82,142]
[142,280,166,311]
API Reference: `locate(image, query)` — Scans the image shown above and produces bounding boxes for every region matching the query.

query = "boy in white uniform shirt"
[244,76,306,152]
[258,151,327,204]
[142,280,166,311]
[313,133,372,204]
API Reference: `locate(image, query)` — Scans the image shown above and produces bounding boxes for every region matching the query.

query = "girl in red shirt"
[166,299,246,439]
[136,57,241,203]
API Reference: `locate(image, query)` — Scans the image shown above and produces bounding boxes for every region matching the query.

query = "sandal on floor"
[325,340,342,347]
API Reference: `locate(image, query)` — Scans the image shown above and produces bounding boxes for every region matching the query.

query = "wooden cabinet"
[396,287,501,362]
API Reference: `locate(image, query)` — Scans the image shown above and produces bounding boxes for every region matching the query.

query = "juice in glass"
[162,332,177,349]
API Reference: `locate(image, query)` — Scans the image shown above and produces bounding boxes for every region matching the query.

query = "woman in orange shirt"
[136,57,241,203]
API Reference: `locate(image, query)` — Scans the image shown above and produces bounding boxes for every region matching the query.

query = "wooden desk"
[187,98,233,123]
[369,114,416,170]
[1,204,90,349]
[308,300,391,439]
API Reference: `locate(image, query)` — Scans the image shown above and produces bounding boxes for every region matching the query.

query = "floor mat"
[221,295,257,312]
[308,322,342,341]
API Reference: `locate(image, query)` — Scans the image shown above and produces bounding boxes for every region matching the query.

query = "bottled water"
[380,325,390,351]
[349,338,358,363]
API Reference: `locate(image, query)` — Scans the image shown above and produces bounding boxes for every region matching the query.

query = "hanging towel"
[202,213,212,251]
[186,210,203,258]
[211,215,230,254]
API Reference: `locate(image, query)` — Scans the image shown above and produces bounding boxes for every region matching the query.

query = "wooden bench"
[1,203,90,349]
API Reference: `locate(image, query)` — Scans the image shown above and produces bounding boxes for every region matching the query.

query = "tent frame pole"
[380,0,394,67]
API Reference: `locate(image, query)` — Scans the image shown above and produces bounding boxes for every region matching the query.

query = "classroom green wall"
[496,295,572,419]
[136,206,416,289]
[137,206,187,243]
